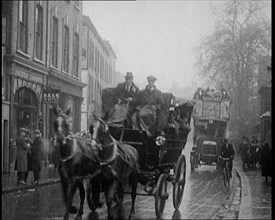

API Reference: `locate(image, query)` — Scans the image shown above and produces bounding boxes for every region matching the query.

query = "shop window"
[14,87,38,134]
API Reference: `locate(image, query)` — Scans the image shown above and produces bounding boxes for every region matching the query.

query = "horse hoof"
[70,206,78,214]
[129,213,135,220]
[75,216,82,220]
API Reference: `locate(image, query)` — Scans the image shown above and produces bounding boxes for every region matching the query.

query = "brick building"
[81,15,116,131]
[1,1,85,173]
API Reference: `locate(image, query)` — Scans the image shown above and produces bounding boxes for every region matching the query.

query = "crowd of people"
[15,128,44,185]
[238,136,272,182]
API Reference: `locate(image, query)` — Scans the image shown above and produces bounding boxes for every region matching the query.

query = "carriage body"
[102,87,193,216]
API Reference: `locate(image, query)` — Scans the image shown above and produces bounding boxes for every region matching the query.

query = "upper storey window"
[34,4,43,60]
[18,0,28,53]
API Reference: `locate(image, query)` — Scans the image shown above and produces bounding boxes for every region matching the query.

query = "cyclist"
[219,138,235,178]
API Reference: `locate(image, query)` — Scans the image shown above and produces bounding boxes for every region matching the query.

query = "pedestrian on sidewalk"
[261,142,272,182]
[30,130,43,184]
[25,129,33,183]
[15,128,31,185]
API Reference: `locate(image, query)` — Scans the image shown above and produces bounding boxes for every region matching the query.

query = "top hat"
[125,72,134,79]
[147,75,157,81]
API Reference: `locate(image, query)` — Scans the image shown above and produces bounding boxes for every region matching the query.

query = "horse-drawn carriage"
[52,89,193,220]
[101,88,194,217]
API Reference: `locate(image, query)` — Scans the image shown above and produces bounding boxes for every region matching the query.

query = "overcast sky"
[82,1,270,95]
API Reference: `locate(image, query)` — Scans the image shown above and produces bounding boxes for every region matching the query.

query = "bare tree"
[195,0,271,138]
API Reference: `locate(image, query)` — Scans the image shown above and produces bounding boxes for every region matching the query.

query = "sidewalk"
[234,155,272,219]
[2,164,60,194]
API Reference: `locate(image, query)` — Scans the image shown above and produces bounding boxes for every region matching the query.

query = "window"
[35,4,43,60]
[51,16,58,67]
[95,47,98,73]
[89,39,94,69]
[18,0,28,53]
[73,32,79,77]
[62,23,69,73]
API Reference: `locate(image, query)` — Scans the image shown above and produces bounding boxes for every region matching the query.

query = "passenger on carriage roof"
[114,72,139,103]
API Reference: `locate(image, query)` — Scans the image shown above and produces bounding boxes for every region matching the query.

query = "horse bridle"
[91,118,118,165]
[56,112,77,162]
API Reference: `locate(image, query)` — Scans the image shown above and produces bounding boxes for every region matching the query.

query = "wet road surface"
[2,140,242,220]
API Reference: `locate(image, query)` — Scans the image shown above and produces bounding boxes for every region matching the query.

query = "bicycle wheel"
[223,167,230,187]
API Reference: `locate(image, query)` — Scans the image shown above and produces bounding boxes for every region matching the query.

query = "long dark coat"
[30,137,43,171]
[15,136,29,172]
[115,82,139,101]
[220,143,235,159]
[261,143,272,177]
[134,85,166,134]
[136,85,164,108]
[239,141,250,163]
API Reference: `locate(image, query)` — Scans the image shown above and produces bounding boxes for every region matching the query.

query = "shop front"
[48,72,85,139]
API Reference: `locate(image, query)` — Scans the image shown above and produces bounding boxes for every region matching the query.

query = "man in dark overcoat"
[114,72,139,102]
[16,128,30,184]
[220,138,235,178]
[238,136,250,169]
[261,142,272,182]
[107,72,139,126]
[132,75,165,136]
[30,130,43,184]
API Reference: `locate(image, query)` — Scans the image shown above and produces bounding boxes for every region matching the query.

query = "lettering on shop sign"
[43,89,60,104]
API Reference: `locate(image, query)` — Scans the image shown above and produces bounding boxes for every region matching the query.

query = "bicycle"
[219,156,231,187]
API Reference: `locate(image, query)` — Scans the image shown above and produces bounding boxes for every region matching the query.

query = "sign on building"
[43,89,60,104]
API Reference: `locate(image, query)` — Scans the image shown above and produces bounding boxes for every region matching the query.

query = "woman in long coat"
[30,130,43,184]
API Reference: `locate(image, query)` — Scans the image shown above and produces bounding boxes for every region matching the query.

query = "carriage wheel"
[223,167,230,187]
[154,174,168,218]
[173,154,186,210]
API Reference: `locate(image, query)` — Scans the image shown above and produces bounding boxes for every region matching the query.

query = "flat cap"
[125,72,134,79]
[147,75,157,81]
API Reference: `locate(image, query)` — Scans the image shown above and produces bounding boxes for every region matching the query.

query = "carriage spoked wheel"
[173,154,186,210]
[154,173,169,218]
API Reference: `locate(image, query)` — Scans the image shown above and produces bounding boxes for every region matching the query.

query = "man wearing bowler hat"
[107,72,139,127]
[115,72,139,103]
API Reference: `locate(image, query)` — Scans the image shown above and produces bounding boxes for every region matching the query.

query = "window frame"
[62,22,69,74]
[18,0,28,53]
[51,16,58,68]
[73,31,79,77]
[34,3,43,61]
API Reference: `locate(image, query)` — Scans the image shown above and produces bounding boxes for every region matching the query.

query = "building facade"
[2,0,85,173]
[81,15,116,131]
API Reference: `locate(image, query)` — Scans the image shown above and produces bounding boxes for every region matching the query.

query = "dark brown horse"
[53,107,102,220]
[89,117,148,220]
